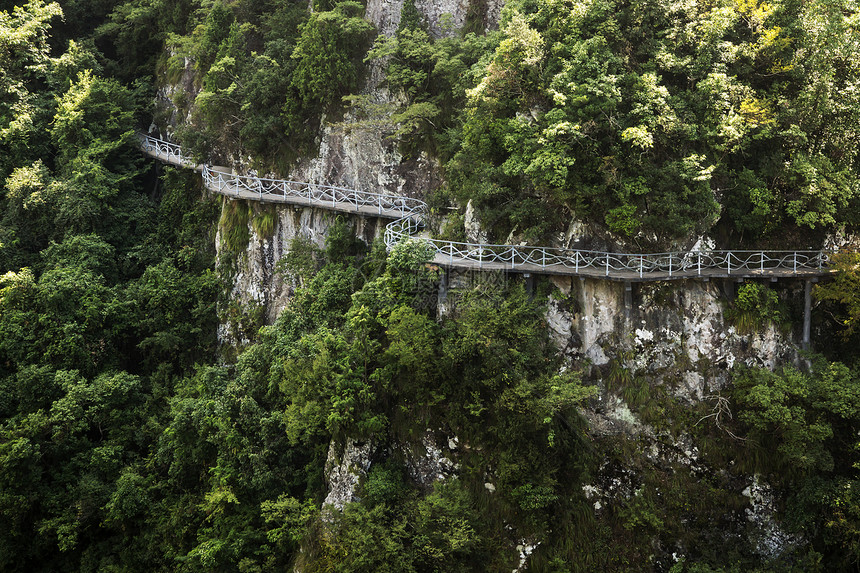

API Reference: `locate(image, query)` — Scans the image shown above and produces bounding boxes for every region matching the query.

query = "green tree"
[288,2,373,113]
[733,360,860,568]
[444,0,860,245]
[0,1,63,180]
[814,252,860,338]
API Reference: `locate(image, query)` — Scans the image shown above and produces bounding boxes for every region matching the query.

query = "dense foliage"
[166,0,374,170]
[469,0,860,244]
[149,0,860,247]
[0,2,219,568]
[2,0,860,572]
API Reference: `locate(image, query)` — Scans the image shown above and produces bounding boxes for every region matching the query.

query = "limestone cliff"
[155,0,814,568]
[209,0,469,326]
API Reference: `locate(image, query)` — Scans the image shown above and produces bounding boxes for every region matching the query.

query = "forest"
[1,0,860,571]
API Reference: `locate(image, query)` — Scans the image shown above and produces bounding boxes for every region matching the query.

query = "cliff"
[154,0,824,569]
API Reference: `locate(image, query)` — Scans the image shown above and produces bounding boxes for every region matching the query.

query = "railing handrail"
[139,133,835,280]
[140,134,425,218]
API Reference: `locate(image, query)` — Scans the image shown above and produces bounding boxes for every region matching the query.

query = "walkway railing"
[140,134,426,220]
[201,167,426,219]
[140,134,200,170]
[140,133,833,280]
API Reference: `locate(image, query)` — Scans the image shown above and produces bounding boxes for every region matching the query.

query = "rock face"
[323,439,376,513]
[365,0,503,39]
[154,54,196,136]
[545,277,798,391]
[225,206,386,330]
[288,120,443,202]
[413,0,470,37]
[402,430,459,487]
[743,475,802,558]
[545,275,805,565]
[364,0,407,37]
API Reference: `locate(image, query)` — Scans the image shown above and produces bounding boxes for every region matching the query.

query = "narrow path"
[140,134,833,282]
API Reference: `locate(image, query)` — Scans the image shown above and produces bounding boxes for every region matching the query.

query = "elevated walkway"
[139,134,835,282]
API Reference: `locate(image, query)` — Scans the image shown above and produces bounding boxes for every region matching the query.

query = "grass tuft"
[251,206,277,240]
[219,197,250,253]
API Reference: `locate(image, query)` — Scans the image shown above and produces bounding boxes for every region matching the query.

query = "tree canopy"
[436,0,860,245]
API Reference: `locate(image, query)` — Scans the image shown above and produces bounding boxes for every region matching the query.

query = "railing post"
[669,254,672,277]
[793,252,797,273]
[818,252,822,270]
[575,251,579,273]
[640,255,644,278]
[760,251,764,273]
[698,252,701,276]
[605,255,609,277]
[542,250,546,269]
[449,245,453,265]
[727,251,731,274]
[803,279,812,349]
[479,245,483,269]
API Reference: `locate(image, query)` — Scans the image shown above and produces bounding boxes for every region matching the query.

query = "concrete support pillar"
[722,279,736,302]
[624,281,633,323]
[524,273,535,298]
[438,268,449,305]
[802,279,812,350]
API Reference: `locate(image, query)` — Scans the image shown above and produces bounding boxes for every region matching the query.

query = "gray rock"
[323,438,375,514]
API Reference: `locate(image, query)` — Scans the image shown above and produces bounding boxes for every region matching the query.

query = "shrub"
[218,198,250,253]
[727,283,784,333]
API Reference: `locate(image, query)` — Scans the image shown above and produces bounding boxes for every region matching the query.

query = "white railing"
[139,133,200,169]
[384,217,828,277]
[140,134,426,220]
[140,133,833,280]
[200,166,426,219]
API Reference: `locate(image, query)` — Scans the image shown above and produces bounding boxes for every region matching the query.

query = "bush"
[727,283,784,333]
[218,198,250,254]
